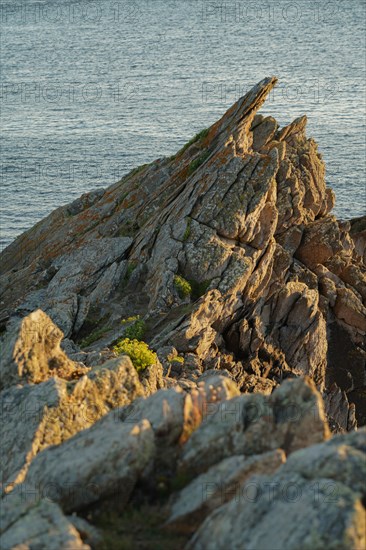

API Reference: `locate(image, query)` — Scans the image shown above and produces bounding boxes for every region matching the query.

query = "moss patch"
[180,128,209,154]
[121,261,138,284]
[116,221,139,237]
[168,355,184,364]
[80,326,110,348]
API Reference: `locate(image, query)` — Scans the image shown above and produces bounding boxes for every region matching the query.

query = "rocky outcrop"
[0,77,365,546]
[1,77,364,425]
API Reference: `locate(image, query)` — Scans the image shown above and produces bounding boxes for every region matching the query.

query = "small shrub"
[174,275,192,299]
[113,338,157,371]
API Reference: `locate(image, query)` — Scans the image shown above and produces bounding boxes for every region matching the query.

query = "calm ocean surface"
[1,0,365,250]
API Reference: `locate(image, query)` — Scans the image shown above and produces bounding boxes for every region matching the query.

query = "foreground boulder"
[178,377,330,478]
[188,429,366,550]
[11,374,239,507]
[22,418,155,512]
[0,309,172,491]
[0,310,88,390]
[165,449,285,534]
[2,364,365,548]
[0,494,89,549]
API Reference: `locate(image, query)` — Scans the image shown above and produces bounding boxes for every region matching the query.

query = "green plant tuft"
[124,261,138,282]
[121,315,140,325]
[126,163,148,179]
[122,316,146,340]
[180,128,209,154]
[113,338,157,371]
[169,355,184,364]
[183,217,192,241]
[188,150,210,175]
[174,275,192,299]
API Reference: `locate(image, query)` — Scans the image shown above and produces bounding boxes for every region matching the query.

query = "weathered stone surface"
[196,374,240,404]
[295,216,343,268]
[66,515,102,548]
[1,377,65,489]
[140,360,165,396]
[0,355,145,489]
[166,449,285,534]
[178,377,330,478]
[118,387,188,447]
[0,310,88,390]
[0,494,89,549]
[350,215,366,264]
[22,418,155,512]
[118,374,240,449]
[323,383,357,433]
[189,429,366,550]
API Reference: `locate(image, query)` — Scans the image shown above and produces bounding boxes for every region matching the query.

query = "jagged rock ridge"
[0,77,366,548]
[1,76,365,426]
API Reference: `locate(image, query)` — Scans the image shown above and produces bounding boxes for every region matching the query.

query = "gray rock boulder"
[179,377,330,478]
[22,417,155,512]
[189,429,366,550]
[166,449,285,534]
[0,494,89,549]
[1,355,145,490]
[0,309,88,390]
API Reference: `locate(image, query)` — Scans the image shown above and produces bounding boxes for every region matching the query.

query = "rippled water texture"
[1,0,365,250]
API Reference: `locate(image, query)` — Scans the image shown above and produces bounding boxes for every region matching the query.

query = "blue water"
[1,0,365,250]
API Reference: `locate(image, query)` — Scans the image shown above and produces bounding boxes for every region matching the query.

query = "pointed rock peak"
[207,76,278,156]
[277,114,308,142]
[214,76,278,134]
[232,75,278,122]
